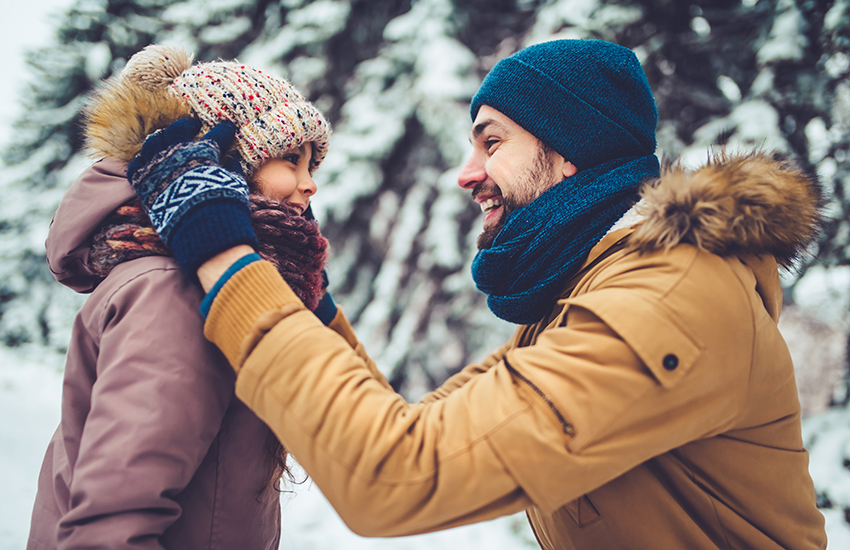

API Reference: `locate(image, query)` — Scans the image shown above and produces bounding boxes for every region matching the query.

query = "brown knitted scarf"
[90,195,328,310]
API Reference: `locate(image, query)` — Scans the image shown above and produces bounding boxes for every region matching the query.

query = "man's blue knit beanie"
[471,39,657,170]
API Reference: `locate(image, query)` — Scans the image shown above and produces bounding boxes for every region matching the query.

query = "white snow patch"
[822,508,850,549]
[806,410,850,500]
[779,305,847,417]
[414,37,477,99]
[286,0,350,30]
[826,52,850,79]
[749,68,775,97]
[84,41,112,82]
[0,345,65,548]
[757,0,807,64]
[716,75,741,103]
[161,0,254,26]
[383,0,452,42]
[818,157,838,183]
[793,265,850,329]
[680,100,788,168]
[806,117,832,164]
[0,0,74,150]
[422,168,470,270]
[279,469,538,549]
[526,0,641,44]
[288,56,328,87]
[691,16,711,36]
[825,0,850,31]
[199,17,253,44]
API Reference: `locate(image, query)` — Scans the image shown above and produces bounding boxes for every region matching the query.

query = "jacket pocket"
[567,290,704,389]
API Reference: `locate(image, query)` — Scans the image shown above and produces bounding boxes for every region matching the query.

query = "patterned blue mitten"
[128,118,259,277]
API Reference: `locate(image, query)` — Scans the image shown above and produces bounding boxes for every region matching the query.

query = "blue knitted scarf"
[471,154,660,325]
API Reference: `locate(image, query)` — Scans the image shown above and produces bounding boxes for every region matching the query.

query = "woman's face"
[252,144,317,214]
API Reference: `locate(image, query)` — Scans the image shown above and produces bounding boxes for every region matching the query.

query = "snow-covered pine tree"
[4,0,850,539]
[1,0,847,401]
[0,0,515,396]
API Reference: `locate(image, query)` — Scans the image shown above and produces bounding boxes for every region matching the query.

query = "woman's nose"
[300,173,317,196]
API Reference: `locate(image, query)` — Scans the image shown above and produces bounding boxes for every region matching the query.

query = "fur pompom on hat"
[84,44,331,179]
[121,45,194,92]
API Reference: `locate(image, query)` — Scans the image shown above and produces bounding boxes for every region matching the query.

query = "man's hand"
[197,245,256,292]
[128,118,259,277]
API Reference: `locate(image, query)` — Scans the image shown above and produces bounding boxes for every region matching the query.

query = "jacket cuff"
[199,253,261,318]
[204,260,305,370]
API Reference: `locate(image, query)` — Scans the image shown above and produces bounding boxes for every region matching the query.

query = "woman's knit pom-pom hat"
[84,44,331,179]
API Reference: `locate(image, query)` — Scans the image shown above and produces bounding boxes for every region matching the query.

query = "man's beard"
[477,143,562,250]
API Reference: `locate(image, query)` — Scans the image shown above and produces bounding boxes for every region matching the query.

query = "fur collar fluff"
[82,50,192,161]
[628,151,823,268]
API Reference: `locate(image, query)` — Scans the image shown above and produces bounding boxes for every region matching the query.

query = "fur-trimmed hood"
[629,150,823,268]
[81,50,192,163]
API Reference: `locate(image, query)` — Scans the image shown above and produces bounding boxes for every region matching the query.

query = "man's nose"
[457,154,486,190]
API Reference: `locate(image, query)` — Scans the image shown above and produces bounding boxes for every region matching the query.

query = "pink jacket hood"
[45,157,133,293]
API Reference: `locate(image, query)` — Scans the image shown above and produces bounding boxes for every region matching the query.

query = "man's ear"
[562,161,578,179]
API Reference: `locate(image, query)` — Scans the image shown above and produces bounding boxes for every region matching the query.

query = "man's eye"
[484,139,498,152]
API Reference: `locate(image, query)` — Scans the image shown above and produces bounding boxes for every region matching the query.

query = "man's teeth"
[480,198,503,213]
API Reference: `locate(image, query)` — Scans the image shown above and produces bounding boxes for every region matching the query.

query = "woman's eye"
[283,154,301,164]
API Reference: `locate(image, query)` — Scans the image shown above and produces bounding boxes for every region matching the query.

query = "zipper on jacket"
[504,357,575,437]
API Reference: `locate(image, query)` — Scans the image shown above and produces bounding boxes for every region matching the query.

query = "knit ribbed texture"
[128,126,259,277]
[89,199,170,278]
[471,39,657,170]
[121,44,331,179]
[472,155,660,324]
[205,260,304,371]
[173,62,330,177]
[469,39,660,324]
[200,252,261,318]
[169,199,259,280]
[251,195,328,311]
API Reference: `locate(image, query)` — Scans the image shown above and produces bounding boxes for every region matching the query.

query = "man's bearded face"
[473,142,562,250]
[457,105,575,252]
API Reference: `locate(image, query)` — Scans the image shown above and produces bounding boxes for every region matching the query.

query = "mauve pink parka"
[28,158,282,550]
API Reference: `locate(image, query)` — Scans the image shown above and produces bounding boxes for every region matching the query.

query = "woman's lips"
[286,202,307,214]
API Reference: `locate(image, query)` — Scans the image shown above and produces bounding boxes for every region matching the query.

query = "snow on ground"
[0,345,537,550]
[0,346,65,550]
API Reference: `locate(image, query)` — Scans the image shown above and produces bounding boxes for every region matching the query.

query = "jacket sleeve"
[203,255,752,536]
[326,307,393,391]
[418,339,514,404]
[57,266,234,550]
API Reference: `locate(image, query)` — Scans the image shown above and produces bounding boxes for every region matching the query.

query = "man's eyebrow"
[471,119,507,139]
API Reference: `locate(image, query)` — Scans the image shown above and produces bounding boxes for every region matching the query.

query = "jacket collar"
[557,226,636,301]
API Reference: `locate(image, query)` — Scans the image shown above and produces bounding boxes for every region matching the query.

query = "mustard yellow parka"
[204,152,827,549]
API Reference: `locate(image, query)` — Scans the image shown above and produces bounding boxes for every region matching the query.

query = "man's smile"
[473,186,505,228]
